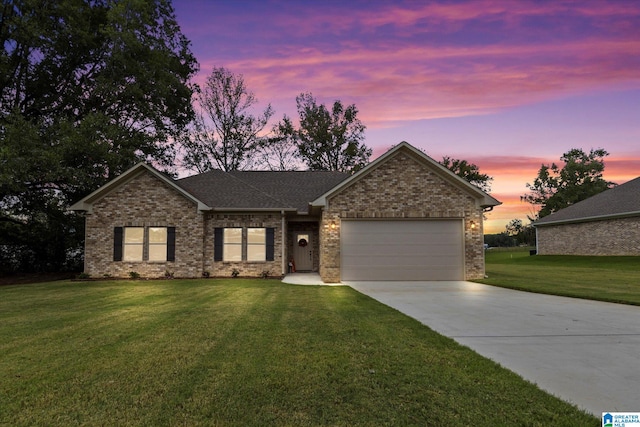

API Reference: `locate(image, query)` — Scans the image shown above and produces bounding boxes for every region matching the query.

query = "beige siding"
[341,220,465,281]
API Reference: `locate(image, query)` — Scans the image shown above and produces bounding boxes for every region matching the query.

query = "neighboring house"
[70,142,500,282]
[533,176,640,255]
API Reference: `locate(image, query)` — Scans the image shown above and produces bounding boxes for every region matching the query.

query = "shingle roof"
[175,170,349,213]
[534,176,640,226]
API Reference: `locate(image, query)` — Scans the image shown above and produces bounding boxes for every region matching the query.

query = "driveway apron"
[346,281,640,416]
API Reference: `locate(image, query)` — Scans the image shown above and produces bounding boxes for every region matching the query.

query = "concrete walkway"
[345,280,640,416]
[281,273,344,286]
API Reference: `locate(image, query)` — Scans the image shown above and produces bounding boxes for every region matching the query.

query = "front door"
[293,233,313,271]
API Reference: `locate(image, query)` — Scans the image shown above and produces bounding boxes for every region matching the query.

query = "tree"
[505,219,524,237]
[505,218,536,246]
[522,148,616,219]
[0,0,197,272]
[440,157,493,192]
[181,67,274,172]
[484,232,516,248]
[292,92,371,173]
[256,115,302,171]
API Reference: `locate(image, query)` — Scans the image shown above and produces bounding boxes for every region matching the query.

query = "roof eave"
[208,207,298,213]
[534,210,640,227]
[481,195,502,208]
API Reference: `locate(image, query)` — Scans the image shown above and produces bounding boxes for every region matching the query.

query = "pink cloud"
[179,0,640,134]
[258,1,640,40]
[201,36,640,129]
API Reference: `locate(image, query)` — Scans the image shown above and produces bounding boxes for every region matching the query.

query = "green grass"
[0,279,596,426]
[477,248,640,305]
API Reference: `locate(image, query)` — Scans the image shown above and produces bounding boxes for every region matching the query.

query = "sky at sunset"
[171,0,640,233]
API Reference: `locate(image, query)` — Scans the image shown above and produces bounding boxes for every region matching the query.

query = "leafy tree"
[1,0,197,272]
[292,93,371,173]
[505,219,524,237]
[440,157,493,192]
[181,67,274,172]
[505,218,535,246]
[522,148,616,218]
[257,115,301,171]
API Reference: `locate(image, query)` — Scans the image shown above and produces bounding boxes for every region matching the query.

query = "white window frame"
[223,228,243,262]
[123,227,144,262]
[247,228,266,262]
[148,227,168,262]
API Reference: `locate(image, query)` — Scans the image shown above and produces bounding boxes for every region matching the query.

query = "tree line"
[1,0,615,272]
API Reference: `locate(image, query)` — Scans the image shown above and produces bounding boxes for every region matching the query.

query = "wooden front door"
[293,233,313,271]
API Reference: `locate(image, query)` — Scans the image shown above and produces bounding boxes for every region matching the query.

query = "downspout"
[202,211,207,277]
[81,211,88,274]
[281,210,286,276]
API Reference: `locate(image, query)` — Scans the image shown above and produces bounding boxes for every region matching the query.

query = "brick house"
[534,176,640,255]
[70,142,500,282]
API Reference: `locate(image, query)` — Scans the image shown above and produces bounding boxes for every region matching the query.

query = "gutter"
[281,210,286,276]
[207,207,298,213]
[534,210,640,227]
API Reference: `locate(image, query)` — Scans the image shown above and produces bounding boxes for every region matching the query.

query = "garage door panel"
[341,220,464,281]
[343,253,460,265]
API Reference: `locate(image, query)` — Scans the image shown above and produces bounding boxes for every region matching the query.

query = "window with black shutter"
[214,227,223,261]
[266,228,275,261]
[167,227,176,261]
[113,227,123,261]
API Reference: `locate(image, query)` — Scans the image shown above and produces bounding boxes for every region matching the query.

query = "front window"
[148,227,168,262]
[247,228,266,261]
[223,228,242,261]
[123,227,144,262]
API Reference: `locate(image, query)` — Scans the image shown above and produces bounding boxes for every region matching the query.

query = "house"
[533,176,640,255]
[69,142,500,282]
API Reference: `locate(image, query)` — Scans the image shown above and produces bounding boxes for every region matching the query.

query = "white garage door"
[341,220,464,281]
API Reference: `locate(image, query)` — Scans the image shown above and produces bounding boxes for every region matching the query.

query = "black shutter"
[266,227,275,261]
[167,227,176,262]
[214,228,223,261]
[113,227,123,261]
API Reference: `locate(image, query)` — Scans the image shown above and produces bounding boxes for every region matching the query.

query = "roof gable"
[534,176,640,226]
[69,163,210,213]
[312,141,501,208]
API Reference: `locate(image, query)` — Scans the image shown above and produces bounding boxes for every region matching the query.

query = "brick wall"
[203,213,284,278]
[84,171,204,278]
[537,217,640,255]
[319,151,485,282]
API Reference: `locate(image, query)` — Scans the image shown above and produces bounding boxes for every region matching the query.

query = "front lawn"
[478,248,640,305]
[0,279,596,426]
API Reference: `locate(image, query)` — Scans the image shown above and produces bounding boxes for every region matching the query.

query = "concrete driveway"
[345,280,640,416]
